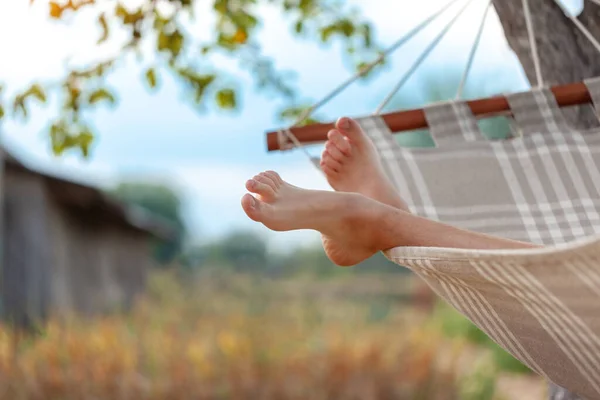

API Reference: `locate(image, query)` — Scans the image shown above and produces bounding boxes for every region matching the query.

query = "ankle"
[338,195,397,250]
[369,205,411,251]
[336,193,373,226]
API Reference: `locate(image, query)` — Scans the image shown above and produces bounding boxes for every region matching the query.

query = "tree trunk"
[492,1,600,398]
[493,0,600,128]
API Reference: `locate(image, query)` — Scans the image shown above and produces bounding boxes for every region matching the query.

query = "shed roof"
[3,149,178,242]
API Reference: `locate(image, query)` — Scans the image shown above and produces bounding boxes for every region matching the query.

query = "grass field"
[0,271,546,399]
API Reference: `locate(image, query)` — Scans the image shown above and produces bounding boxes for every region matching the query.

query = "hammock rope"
[554,0,600,54]
[276,0,600,160]
[276,0,463,161]
[456,0,492,99]
[523,0,544,87]
[373,0,478,115]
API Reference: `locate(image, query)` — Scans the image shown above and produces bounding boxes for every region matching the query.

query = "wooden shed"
[0,150,176,328]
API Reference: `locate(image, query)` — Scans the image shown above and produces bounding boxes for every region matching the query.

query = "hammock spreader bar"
[265,81,593,151]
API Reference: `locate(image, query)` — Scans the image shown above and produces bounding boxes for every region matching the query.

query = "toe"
[336,117,368,144]
[321,150,342,172]
[246,178,276,199]
[241,193,263,222]
[256,173,276,189]
[264,170,282,185]
[325,141,345,163]
[322,165,339,177]
[327,130,351,155]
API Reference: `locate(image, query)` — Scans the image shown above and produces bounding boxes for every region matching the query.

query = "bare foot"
[240,170,390,266]
[320,117,409,211]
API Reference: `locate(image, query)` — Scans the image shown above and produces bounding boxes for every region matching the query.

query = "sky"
[0,0,584,252]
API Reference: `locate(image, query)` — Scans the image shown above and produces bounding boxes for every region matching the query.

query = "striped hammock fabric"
[384,235,600,399]
[354,77,600,398]
[359,77,600,246]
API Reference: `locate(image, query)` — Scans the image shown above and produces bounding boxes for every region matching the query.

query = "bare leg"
[241,171,539,267]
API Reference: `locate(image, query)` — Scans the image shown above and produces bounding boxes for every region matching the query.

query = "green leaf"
[170,30,184,57]
[12,98,27,118]
[0,104,4,120]
[320,25,336,42]
[88,88,116,105]
[157,31,169,51]
[213,0,228,14]
[11,84,47,118]
[215,89,236,109]
[197,76,216,90]
[64,85,82,112]
[229,11,258,32]
[320,19,357,42]
[145,68,158,89]
[115,4,144,25]
[48,120,95,157]
[97,13,109,44]
[157,30,184,59]
[216,33,239,51]
[176,68,217,104]
[115,3,127,18]
[28,84,46,103]
[362,24,372,48]
[77,129,94,157]
[153,11,171,31]
[339,19,355,37]
[50,121,67,155]
[194,75,216,103]
[279,105,321,126]
[294,20,304,34]
[299,0,315,13]
[282,0,293,11]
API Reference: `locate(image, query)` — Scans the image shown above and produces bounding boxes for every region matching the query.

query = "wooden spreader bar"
[265,82,592,152]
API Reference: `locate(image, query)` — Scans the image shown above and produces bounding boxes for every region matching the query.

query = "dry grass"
[0,271,545,399]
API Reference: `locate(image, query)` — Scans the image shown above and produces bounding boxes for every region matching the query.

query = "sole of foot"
[241,170,387,266]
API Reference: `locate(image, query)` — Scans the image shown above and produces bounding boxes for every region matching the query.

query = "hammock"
[386,232,600,399]
[360,80,600,245]
[364,82,600,397]
[264,0,600,398]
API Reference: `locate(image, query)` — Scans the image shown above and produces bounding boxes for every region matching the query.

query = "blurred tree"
[2,0,383,156]
[183,230,268,272]
[2,1,597,159]
[278,245,336,277]
[181,230,408,277]
[110,181,185,264]
[217,230,268,272]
